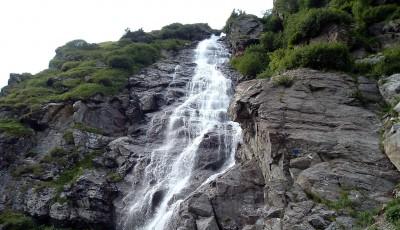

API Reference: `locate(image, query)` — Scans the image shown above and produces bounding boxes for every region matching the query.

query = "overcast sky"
[0,0,273,88]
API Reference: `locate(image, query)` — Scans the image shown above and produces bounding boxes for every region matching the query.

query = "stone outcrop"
[0,44,198,229]
[226,68,400,229]
[166,68,400,230]
[225,14,263,55]
[379,74,400,172]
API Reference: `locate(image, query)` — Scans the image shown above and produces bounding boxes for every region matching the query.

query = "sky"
[0,0,273,89]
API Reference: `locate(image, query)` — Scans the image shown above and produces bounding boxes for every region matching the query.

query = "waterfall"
[120,35,242,230]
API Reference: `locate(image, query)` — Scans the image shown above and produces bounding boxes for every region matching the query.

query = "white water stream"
[121,35,242,230]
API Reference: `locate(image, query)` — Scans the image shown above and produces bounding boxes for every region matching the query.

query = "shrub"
[231,45,269,77]
[272,75,295,87]
[121,28,154,43]
[274,0,299,15]
[268,42,352,75]
[299,0,329,9]
[158,23,212,41]
[260,32,284,52]
[285,8,353,45]
[0,119,33,136]
[106,55,133,69]
[49,147,68,158]
[363,4,398,24]
[262,14,283,32]
[152,39,187,52]
[374,46,400,76]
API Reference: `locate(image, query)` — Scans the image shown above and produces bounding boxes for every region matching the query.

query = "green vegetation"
[272,74,295,87]
[0,25,194,115]
[285,8,352,45]
[0,119,33,137]
[373,46,400,77]
[106,172,124,183]
[0,211,36,230]
[73,122,104,135]
[229,0,400,79]
[11,164,44,177]
[385,197,400,228]
[231,45,269,77]
[0,210,73,230]
[306,190,380,228]
[264,42,351,77]
[62,131,74,145]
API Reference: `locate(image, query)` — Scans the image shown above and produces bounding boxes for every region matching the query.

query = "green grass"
[385,197,400,228]
[0,211,36,230]
[106,172,124,183]
[62,131,74,145]
[272,75,295,87]
[0,210,73,230]
[11,164,44,177]
[0,28,189,115]
[0,119,33,137]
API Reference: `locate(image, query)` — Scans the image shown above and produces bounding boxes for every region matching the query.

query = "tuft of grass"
[272,75,295,87]
[62,131,74,145]
[0,119,33,137]
[0,211,36,230]
[385,197,400,228]
[106,172,124,183]
[11,164,44,177]
[73,122,104,135]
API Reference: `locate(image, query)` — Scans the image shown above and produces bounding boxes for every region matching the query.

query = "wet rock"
[170,160,265,230]
[188,193,213,217]
[194,132,228,170]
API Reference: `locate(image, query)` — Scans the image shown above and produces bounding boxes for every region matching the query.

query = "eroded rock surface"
[211,68,399,229]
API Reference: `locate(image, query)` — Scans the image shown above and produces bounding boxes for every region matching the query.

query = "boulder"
[225,14,263,54]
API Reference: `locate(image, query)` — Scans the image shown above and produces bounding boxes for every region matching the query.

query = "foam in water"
[120,35,242,230]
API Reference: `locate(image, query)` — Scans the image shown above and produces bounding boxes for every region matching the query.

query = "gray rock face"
[379,73,400,171]
[379,73,400,104]
[227,68,400,229]
[369,19,400,49]
[168,160,265,230]
[225,14,263,54]
[0,45,198,229]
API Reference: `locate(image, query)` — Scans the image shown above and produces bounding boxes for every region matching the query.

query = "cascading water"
[120,35,242,230]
